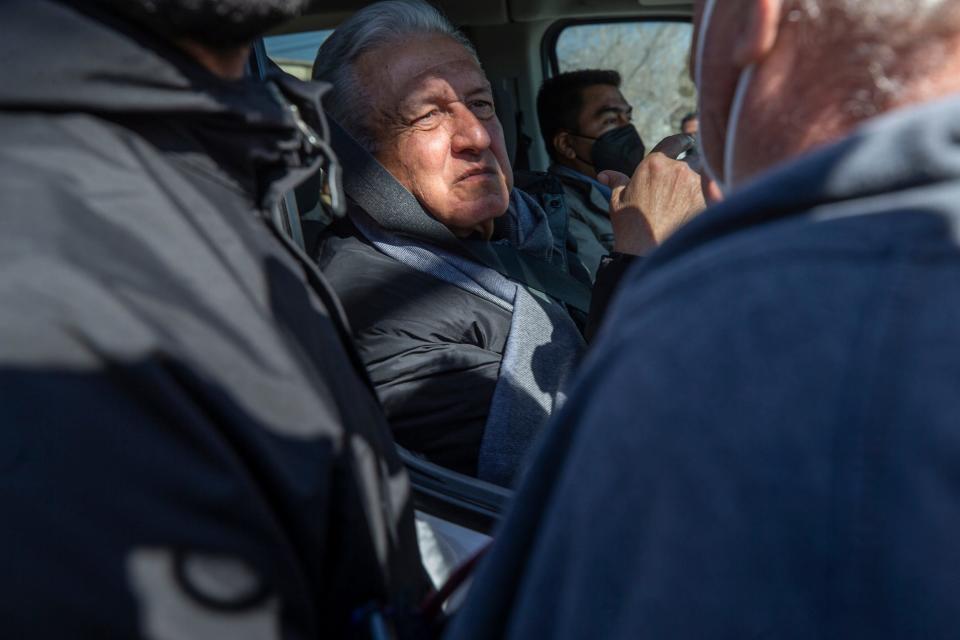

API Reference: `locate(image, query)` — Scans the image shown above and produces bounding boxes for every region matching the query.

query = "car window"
[554,21,697,147]
[264,29,333,79]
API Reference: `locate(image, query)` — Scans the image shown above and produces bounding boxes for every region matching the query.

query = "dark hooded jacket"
[0,1,425,637]
[314,172,590,486]
[449,95,960,638]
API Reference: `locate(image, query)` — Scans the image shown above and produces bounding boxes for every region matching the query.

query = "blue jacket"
[549,164,615,280]
[448,95,960,639]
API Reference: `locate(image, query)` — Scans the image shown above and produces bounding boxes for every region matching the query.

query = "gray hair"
[312,0,478,153]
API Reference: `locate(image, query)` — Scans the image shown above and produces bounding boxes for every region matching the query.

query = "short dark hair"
[681,112,699,127]
[537,69,621,162]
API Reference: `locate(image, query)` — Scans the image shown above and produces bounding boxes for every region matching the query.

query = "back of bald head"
[779,0,960,109]
[740,0,960,165]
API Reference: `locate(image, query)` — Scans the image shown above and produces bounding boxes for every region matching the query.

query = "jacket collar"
[0,0,333,210]
[549,165,612,203]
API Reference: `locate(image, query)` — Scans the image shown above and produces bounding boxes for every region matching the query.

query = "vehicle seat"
[491,77,532,171]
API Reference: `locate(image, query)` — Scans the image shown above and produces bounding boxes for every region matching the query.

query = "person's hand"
[599,134,706,256]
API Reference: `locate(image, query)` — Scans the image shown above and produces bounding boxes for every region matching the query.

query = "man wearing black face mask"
[537,70,645,278]
[0,0,428,637]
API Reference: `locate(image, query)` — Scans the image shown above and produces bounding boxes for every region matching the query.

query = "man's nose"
[449,104,491,154]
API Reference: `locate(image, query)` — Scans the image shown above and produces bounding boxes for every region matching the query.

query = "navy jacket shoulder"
[449,95,960,639]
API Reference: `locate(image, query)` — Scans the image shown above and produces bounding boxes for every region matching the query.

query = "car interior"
[250,0,696,595]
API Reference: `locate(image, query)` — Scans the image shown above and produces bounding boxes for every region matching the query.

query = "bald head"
[695,0,960,189]
[794,0,959,31]
[783,0,960,97]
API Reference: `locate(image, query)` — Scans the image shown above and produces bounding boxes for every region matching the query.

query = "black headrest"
[491,77,518,166]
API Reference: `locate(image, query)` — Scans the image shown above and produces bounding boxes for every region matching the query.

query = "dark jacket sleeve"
[585,252,641,342]
[361,331,503,477]
[0,310,417,638]
[317,230,513,477]
[450,231,960,639]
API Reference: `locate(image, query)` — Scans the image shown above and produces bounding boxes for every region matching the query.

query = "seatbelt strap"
[465,240,591,313]
[329,119,592,314]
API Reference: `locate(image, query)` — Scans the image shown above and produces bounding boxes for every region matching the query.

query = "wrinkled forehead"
[580,84,630,108]
[397,59,491,108]
[359,36,489,111]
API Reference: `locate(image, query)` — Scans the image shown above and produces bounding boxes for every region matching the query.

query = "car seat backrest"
[491,77,532,172]
[491,78,517,167]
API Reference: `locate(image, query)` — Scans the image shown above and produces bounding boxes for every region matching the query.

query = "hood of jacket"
[3,0,283,119]
[1,0,332,208]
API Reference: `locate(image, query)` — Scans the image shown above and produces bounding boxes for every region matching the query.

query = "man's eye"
[471,100,495,118]
[414,109,441,124]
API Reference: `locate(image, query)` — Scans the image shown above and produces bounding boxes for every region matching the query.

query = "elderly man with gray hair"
[311,0,701,486]
[448,0,960,637]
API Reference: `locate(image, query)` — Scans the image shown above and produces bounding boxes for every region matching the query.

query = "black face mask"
[572,124,646,177]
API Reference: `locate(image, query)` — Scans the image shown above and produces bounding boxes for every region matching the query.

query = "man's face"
[572,84,633,161]
[576,84,634,139]
[682,117,699,135]
[359,35,513,237]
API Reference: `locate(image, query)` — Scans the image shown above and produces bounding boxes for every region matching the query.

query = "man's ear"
[553,131,577,161]
[734,0,783,67]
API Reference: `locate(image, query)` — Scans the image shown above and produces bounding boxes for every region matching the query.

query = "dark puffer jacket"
[317,215,512,477]
[315,172,592,482]
[0,1,425,636]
